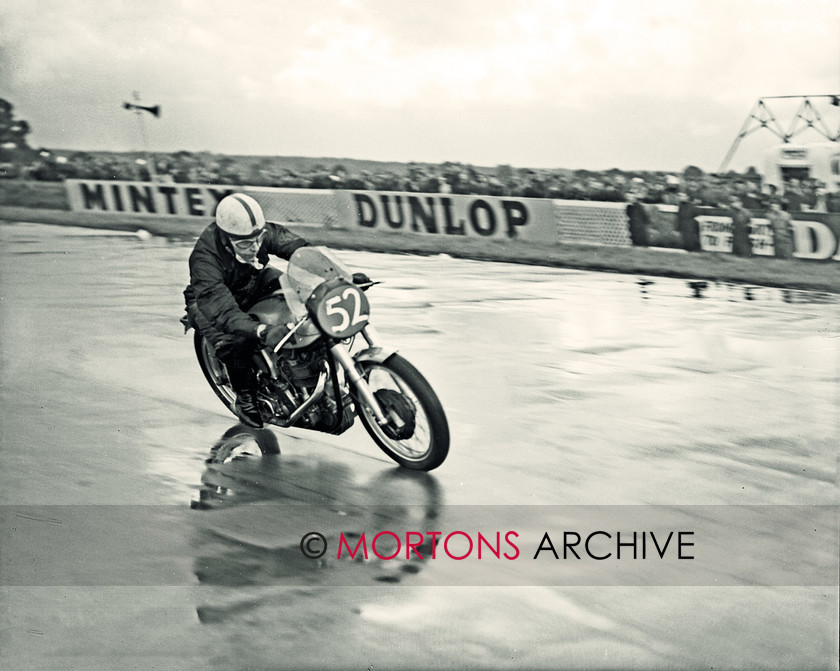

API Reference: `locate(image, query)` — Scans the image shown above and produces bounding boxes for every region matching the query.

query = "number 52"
[325,286,368,334]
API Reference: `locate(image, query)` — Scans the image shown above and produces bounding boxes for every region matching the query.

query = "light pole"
[122,91,161,181]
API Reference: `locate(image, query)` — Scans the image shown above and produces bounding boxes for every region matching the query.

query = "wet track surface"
[0,222,837,670]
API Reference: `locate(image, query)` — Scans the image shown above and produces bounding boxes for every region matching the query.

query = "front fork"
[256,322,394,428]
[330,325,391,426]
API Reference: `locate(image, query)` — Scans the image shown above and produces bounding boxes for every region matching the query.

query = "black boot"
[233,389,263,428]
[227,366,264,429]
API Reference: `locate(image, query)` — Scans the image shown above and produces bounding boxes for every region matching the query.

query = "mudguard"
[354,346,398,366]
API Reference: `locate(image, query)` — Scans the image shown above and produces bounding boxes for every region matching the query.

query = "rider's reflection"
[190,423,442,613]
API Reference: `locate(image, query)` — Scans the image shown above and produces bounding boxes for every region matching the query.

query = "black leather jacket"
[183,221,309,337]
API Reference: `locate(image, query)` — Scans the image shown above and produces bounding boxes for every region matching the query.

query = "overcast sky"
[2,0,838,172]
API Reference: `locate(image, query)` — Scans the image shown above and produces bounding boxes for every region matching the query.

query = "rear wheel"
[355,354,450,471]
[194,331,237,412]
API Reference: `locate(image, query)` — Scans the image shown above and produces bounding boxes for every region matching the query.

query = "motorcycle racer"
[189,240,447,471]
[182,193,310,428]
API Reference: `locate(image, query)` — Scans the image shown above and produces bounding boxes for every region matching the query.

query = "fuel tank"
[248,294,321,349]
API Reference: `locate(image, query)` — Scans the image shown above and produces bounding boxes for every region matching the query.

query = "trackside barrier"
[63,180,340,227]
[335,191,556,243]
[63,180,557,243]
[63,180,840,261]
[245,186,340,228]
[552,200,631,246]
[693,209,840,261]
[65,180,235,217]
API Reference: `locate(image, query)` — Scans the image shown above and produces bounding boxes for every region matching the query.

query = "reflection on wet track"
[0,222,837,670]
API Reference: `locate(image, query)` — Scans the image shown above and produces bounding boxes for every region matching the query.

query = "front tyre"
[355,354,450,471]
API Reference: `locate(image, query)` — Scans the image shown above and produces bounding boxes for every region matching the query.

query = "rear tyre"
[194,331,237,413]
[355,354,450,471]
[194,333,279,458]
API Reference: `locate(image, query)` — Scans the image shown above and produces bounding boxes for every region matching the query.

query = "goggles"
[229,229,266,252]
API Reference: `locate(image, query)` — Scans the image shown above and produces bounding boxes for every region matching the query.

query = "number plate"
[309,281,370,338]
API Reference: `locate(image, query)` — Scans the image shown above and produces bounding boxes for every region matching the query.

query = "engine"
[279,347,323,389]
[257,345,355,434]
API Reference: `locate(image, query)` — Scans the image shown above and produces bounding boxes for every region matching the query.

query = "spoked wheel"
[194,333,279,462]
[194,331,237,411]
[355,354,449,471]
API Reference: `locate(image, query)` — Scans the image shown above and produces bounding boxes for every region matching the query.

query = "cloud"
[1,0,837,169]
[258,0,838,112]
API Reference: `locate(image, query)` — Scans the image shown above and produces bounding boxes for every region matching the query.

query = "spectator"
[741,181,764,210]
[677,192,702,252]
[662,186,680,205]
[766,199,794,259]
[827,189,840,214]
[11,147,834,214]
[784,179,805,213]
[811,182,828,213]
[626,192,650,247]
[729,197,753,257]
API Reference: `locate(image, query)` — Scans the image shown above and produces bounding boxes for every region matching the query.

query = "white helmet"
[215,194,266,237]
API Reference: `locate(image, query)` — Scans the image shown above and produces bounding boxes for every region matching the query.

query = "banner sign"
[336,191,556,243]
[66,180,235,217]
[697,213,840,260]
[65,181,555,242]
[696,216,774,256]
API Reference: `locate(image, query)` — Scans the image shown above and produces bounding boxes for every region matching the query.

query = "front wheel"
[354,354,450,471]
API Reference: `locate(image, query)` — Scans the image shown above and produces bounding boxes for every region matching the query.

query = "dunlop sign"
[338,191,556,243]
[66,180,235,217]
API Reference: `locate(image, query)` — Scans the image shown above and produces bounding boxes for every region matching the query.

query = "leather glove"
[352,272,372,290]
[257,323,290,349]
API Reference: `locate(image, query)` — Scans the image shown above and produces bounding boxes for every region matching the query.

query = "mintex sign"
[66,180,235,217]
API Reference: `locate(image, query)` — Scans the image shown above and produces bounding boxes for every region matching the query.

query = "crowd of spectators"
[4,148,839,213]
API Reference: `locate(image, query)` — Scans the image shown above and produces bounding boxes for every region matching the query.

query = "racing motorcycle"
[192,246,450,471]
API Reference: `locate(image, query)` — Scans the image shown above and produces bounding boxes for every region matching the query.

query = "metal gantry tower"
[719,94,840,172]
